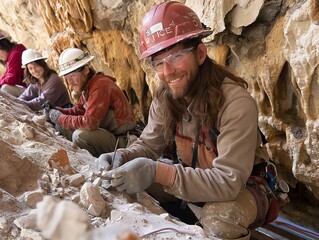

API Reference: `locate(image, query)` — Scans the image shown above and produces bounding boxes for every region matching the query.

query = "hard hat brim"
[0,36,12,41]
[139,29,213,60]
[22,57,47,68]
[59,56,94,76]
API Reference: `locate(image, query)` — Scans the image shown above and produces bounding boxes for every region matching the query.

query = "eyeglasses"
[59,52,89,71]
[65,66,85,79]
[151,47,194,72]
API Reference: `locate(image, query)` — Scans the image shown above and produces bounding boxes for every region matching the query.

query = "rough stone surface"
[1,0,317,197]
[37,196,90,240]
[0,0,319,238]
[13,213,38,230]
[24,190,46,209]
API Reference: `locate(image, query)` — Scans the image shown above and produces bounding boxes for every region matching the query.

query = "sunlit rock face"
[0,0,318,198]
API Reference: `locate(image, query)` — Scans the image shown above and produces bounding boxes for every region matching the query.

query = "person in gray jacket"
[18,49,71,111]
[97,2,273,239]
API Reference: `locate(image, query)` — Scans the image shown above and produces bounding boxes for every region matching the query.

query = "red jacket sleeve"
[0,45,26,86]
[56,103,85,116]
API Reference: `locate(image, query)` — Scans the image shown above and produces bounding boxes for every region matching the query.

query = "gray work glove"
[42,101,55,122]
[49,109,62,124]
[106,157,156,194]
[96,152,124,171]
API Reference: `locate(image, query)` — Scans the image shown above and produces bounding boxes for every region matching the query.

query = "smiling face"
[153,43,207,101]
[27,62,45,81]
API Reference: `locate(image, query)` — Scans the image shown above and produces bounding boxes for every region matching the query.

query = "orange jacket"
[57,74,135,131]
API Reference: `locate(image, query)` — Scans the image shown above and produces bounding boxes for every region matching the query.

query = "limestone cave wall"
[0,0,318,199]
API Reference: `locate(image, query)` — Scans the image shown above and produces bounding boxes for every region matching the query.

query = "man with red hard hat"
[98,2,273,239]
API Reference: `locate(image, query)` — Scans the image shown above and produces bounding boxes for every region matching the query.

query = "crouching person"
[97,2,273,240]
[48,48,136,157]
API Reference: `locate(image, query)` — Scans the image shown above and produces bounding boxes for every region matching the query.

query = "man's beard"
[167,77,195,100]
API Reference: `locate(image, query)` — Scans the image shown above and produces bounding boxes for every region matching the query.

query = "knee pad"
[72,130,88,145]
[200,192,254,239]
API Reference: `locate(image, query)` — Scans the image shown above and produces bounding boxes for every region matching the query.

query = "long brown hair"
[24,59,57,84]
[153,39,247,137]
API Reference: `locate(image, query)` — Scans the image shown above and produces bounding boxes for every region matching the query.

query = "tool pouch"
[246,176,279,229]
[247,162,289,229]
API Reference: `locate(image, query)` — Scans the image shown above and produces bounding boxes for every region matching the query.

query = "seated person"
[48,48,136,157]
[0,31,26,97]
[98,2,273,240]
[18,49,72,111]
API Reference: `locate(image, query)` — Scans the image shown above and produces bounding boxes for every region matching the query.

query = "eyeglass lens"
[151,47,194,72]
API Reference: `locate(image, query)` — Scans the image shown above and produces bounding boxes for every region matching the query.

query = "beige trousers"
[72,128,126,157]
[200,188,257,239]
[1,84,25,97]
[55,107,136,157]
[147,185,257,240]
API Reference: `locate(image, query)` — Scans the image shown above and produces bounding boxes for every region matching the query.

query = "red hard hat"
[139,1,213,59]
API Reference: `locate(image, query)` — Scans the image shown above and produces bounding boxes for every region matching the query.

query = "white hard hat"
[58,48,94,76]
[21,49,47,68]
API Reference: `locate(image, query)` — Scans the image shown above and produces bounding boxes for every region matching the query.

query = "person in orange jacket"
[48,48,136,157]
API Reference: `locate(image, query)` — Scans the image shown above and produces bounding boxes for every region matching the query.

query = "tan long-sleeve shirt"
[117,78,269,202]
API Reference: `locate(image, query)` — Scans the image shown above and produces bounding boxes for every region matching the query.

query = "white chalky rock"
[32,114,46,125]
[18,123,34,139]
[66,173,85,187]
[80,182,105,217]
[13,213,37,230]
[37,196,90,240]
[0,217,11,233]
[20,229,44,240]
[25,189,45,209]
